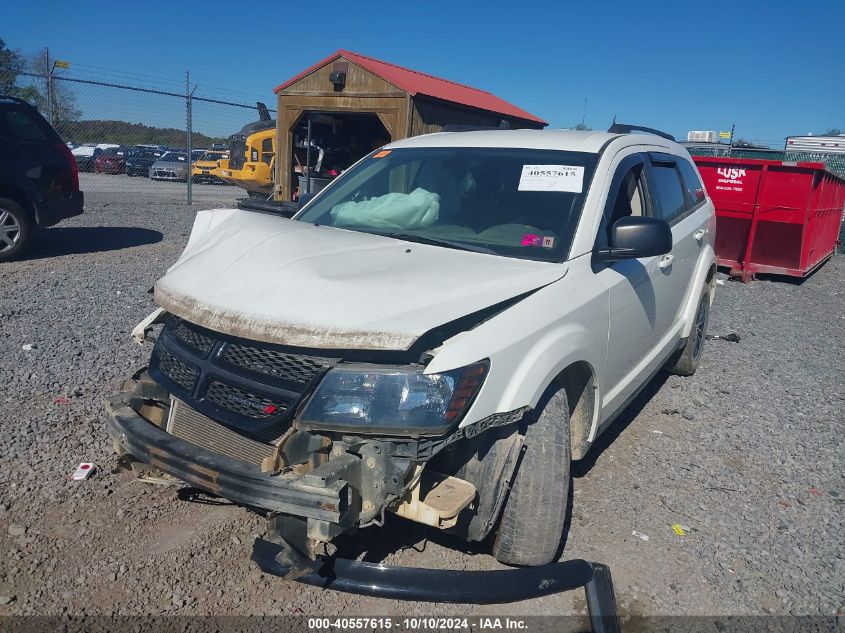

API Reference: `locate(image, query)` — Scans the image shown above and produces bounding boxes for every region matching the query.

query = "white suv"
[110,128,716,569]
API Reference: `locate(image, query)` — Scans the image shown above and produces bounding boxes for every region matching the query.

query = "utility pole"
[728,123,735,156]
[581,97,587,129]
[186,70,192,205]
[45,47,53,126]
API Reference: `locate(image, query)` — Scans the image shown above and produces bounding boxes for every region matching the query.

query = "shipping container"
[693,156,845,281]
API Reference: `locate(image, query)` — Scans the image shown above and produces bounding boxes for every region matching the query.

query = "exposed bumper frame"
[107,397,350,523]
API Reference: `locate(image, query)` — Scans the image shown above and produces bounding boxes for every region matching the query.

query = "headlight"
[298,361,488,436]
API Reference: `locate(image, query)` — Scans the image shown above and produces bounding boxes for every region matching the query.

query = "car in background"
[0,95,83,261]
[125,146,165,177]
[149,151,188,181]
[72,143,121,172]
[191,149,206,163]
[191,149,229,184]
[94,147,127,174]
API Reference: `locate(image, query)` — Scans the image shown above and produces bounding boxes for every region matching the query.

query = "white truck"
[109,126,716,571]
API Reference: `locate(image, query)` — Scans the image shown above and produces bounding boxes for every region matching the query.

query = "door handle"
[693,228,706,241]
[658,253,674,269]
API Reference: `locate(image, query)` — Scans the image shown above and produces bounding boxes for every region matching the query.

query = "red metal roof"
[274,49,547,126]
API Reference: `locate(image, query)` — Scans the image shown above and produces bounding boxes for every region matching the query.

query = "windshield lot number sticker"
[519,165,584,192]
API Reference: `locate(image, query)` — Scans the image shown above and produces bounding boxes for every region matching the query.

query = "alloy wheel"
[0,209,21,253]
[692,295,707,360]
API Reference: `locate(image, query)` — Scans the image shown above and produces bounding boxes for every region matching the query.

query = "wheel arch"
[0,184,37,223]
[550,360,598,461]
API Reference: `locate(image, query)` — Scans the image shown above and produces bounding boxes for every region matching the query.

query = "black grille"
[222,344,327,385]
[172,319,215,354]
[205,381,288,420]
[150,317,339,433]
[157,348,197,391]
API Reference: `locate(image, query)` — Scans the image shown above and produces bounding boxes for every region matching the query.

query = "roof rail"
[442,121,511,133]
[0,95,29,104]
[607,122,675,142]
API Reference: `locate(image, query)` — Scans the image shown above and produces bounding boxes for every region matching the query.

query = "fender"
[679,229,717,339]
[426,258,607,432]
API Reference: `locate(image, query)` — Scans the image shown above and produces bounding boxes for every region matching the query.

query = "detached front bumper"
[107,395,352,524]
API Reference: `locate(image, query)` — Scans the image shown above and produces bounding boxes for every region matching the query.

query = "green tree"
[820,128,842,136]
[0,38,27,95]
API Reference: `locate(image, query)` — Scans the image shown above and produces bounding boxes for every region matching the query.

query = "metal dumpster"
[693,156,845,281]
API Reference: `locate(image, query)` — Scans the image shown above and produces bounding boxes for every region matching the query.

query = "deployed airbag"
[331,188,440,230]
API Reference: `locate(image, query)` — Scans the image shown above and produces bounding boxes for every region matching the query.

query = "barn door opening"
[291,111,390,198]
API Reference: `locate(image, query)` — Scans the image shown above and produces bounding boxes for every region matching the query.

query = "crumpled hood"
[154,209,567,351]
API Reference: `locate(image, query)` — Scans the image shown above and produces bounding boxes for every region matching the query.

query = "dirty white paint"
[154,209,566,351]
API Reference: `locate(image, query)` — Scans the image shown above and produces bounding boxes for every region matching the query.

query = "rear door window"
[647,155,687,223]
[0,105,55,142]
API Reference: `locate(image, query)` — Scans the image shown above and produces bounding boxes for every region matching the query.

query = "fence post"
[186,70,192,205]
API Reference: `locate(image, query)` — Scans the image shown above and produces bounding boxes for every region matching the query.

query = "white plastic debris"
[651,430,664,435]
[716,279,726,286]
[632,530,650,541]
[21,343,35,351]
[71,463,96,480]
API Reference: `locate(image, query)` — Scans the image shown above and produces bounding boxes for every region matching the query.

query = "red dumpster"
[693,156,845,282]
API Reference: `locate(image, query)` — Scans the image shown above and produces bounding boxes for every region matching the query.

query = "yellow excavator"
[217,103,275,198]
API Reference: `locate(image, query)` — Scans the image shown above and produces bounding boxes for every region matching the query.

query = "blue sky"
[3,0,843,144]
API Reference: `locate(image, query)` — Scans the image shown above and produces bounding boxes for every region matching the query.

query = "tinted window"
[261,138,273,164]
[649,163,686,222]
[0,106,53,142]
[297,147,599,262]
[678,159,705,205]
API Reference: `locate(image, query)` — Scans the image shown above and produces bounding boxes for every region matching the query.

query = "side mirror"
[298,192,315,209]
[597,216,672,262]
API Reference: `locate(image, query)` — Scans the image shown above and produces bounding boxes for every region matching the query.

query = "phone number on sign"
[308,617,471,630]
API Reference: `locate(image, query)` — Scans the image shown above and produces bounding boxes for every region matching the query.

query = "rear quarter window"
[678,158,706,205]
[0,106,57,143]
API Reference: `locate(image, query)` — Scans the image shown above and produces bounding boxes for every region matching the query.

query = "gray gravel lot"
[0,191,842,622]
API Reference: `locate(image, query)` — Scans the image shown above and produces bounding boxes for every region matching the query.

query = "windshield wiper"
[384,233,497,255]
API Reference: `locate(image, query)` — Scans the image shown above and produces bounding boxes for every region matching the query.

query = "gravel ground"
[0,193,842,623]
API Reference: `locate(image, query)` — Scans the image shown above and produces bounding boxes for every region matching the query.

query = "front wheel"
[666,284,711,376]
[493,384,571,566]
[0,197,33,262]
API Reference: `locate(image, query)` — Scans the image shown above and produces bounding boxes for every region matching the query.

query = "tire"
[666,284,710,376]
[493,384,571,566]
[0,197,34,262]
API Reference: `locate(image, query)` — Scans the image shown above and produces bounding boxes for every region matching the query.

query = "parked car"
[110,127,716,571]
[149,151,188,181]
[94,147,127,174]
[0,95,83,261]
[125,146,165,177]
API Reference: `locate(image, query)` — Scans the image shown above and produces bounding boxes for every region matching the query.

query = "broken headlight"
[298,361,488,436]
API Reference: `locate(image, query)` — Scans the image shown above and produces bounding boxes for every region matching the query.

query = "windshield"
[296,147,598,261]
[160,152,186,162]
[200,151,226,161]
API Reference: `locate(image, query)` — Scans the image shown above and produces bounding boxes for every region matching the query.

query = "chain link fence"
[19,71,275,204]
[686,144,845,178]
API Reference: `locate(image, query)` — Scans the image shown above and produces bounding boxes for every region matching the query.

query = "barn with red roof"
[272,49,546,200]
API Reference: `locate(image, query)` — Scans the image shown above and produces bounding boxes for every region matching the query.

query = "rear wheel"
[666,284,710,376]
[493,384,570,566]
[0,197,33,262]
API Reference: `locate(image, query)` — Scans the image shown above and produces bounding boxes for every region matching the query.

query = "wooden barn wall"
[410,97,544,135]
[280,57,402,97]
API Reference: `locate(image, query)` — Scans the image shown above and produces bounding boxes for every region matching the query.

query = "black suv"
[0,96,84,261]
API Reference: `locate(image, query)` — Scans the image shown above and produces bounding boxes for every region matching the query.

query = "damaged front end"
[108,314,527,574]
